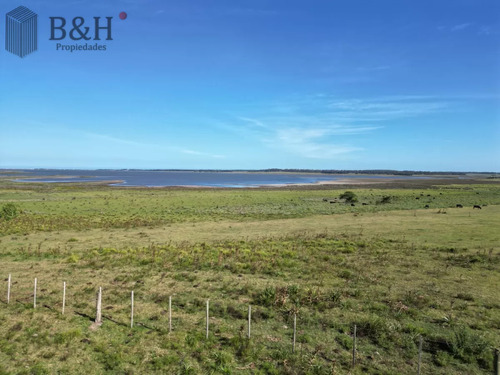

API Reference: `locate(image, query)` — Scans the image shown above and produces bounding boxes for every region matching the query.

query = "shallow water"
[8,169,427,188]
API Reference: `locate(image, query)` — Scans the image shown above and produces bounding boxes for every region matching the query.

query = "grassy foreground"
[0,180,499,374]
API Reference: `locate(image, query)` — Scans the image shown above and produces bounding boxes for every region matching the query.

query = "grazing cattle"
[424,205,430,208]
[351,203,355,207]
[362,203,368,206]
[473,205,481,209]
[456,204,463,208]
[322,198,328,202]
[415,197,420,200]
[330,201,336,204]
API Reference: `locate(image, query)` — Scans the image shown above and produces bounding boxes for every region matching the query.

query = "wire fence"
[3,274,500,374]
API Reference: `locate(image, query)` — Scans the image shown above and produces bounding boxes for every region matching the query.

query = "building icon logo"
[5,6,38,58]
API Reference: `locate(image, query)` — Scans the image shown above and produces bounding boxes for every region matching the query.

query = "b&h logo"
[5,5,38,58]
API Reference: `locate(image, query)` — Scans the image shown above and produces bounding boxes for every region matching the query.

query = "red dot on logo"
[119,12,127,20]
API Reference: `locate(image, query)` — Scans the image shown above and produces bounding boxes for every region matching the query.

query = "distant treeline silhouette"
[24,168,498,175]
[125,169,495,176]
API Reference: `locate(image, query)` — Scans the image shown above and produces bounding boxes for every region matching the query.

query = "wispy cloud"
[223,8,277,17]
[237,117,268,128]
[357,65,392,72]
[451,23,473,31]
[83,132,225,159]
[328,96,449,122]
[478,26,498,36]
[179,149,225,158]
[83,132,149,147]
[219,94,454,159]
[272,128,361,158]
[438,22,497,36]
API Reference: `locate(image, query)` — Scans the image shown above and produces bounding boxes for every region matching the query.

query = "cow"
[456,204,463,208]
[351,203,355,207]
[362,203,368,206]
[330,201,336,204]
[473,205,481,209]
[424,205,430,208]
[322,198,328,202]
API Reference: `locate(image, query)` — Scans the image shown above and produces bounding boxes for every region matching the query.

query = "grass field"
[0,178,499,374]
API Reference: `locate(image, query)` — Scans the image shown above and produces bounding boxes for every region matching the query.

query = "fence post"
[417,335,423,375]
[169,296,172,334]
[7,274,11,304]
[62,281,66,315]
[130,291,134,328]
[352,324,357,368]
[292,313,297,353]
[248,305,251,339]
[206,299,209,339]
[495,348,500,375]
[95,287,102,324]
[33,278,37,309]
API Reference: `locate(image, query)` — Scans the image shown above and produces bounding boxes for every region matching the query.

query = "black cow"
[362,203,368,206]
[456,204,463,208]
[424,205,430,208]
[351,203,355,207]
[473,205,481,209]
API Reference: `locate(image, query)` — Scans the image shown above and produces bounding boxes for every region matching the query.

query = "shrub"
[356,316,393,347]
[378,196,392,204]
[339,191,358,203]
[0,203,18,220]
[449,327,492,367]
[256,287,276,307]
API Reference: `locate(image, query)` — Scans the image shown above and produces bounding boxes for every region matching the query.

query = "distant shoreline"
[2,168,498,189]
[1,168,498,175]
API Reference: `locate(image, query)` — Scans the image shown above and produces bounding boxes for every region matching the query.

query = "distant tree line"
[143,169,496,176]
[30,168,496,176]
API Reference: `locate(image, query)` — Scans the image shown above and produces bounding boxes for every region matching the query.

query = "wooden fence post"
[206,299,209,339]
[130,291,134,328]
[495,348,500,375]
[248,305,251,339]
[417,335,423,375]
[33,278,37,309]
[95,287,102,324]
[62,282,66,315]
[352,324,357,368]
[169,295,172,334]
[292,313,297,353]
[7,274,11,304]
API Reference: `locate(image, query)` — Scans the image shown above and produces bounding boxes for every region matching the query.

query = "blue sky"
[1,0,499,171]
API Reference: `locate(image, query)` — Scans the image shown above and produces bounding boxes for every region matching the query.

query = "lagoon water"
[7,169,426,188]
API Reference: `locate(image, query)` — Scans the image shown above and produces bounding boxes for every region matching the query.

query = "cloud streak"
[83,132,225,159]
[273,128,361,158]
[223,94,453,160]
[451,23,473,31]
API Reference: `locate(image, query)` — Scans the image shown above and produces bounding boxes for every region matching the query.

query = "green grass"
[0,181,499,374]
[0,182,498,235]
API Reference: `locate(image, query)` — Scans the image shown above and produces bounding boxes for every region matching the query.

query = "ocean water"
[6,169,427,188]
